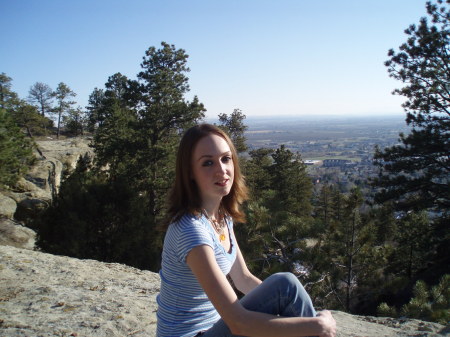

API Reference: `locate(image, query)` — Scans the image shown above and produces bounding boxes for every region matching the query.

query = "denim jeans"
[199,272,317,337]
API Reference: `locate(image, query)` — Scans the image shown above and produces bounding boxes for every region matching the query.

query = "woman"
[157,124,336,337]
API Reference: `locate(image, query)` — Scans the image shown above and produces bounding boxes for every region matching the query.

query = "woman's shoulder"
[169,212,206,231]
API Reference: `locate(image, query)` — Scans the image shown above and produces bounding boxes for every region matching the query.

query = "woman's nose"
[217,162,227,174]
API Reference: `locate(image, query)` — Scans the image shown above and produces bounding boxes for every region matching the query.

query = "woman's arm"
[228,239,261,294]
[186,245,336,337]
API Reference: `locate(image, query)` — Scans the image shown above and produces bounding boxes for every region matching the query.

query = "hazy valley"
[239,114,411,191]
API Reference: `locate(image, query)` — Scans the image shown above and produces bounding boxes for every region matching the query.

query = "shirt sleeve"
[176,215,215,263]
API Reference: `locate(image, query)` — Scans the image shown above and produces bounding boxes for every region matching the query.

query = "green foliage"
[377,275,450,324]
[92,43,205,219]
[33,161,161,271]
[85,87,105,132]
[36,42,205,272]
[244,148,274,200]
[52,82,77,138]
[0,108,34,188]
[10,100,53,137]
[306,187,388,313]
[389,211,433,280]
[377,302,398,318]
[0,74,36,187]
[238,144,314,279]
[0,73,19,110]
[63,106,87,136]
[371,0,450,314]
[28,82,53,117]
[372,0,450,221]
[218,108,248,153]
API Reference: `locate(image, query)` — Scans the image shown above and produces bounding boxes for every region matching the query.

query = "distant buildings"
[304,160,322,166]
[322,159,357,168]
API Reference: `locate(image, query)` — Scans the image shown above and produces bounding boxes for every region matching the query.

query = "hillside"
[0,245,447,337]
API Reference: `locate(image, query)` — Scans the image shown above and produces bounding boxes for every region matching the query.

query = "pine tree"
[240,145,314,278]
[218,108,248,153]
[28,82,53,117]
[0,74,36,187]
[0,108,34,187]
[322,189,382,312]
[52,82,76,139]
[372,0,450,222]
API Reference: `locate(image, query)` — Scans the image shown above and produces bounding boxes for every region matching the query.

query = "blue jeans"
[200,272,317,337]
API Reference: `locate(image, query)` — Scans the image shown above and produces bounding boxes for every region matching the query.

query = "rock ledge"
[0,245,447,337]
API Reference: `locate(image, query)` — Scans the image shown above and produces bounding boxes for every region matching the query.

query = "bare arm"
[228,234,262,294]
[186,245,336,337]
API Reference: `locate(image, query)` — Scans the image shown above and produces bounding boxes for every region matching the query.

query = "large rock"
[0,195,16,219]
[0,219,36,250]
[37,137,94,174]
[0,137,94,221]
[0,246,159,337]
[0,246,447,337]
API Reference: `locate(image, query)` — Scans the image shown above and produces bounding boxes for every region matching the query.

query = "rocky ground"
[0,245,448,337]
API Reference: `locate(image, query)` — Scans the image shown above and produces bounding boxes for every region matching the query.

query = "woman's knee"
[267,272,315,316]
[270,272,301,288]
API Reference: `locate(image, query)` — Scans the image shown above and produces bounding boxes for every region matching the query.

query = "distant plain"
[240,114,411,161]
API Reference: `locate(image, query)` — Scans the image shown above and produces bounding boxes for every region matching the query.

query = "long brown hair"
[164,123,248,230]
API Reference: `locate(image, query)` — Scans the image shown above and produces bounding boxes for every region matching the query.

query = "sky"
[1,0,429,119]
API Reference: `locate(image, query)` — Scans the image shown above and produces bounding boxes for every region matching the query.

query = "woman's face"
[191,133,234,204]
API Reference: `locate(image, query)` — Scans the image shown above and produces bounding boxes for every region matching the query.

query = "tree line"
[1,1,448,324]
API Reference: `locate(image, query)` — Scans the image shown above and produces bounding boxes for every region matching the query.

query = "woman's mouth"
[215,179,229,187]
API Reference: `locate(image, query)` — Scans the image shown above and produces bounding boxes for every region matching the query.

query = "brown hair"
[164,123,248,230]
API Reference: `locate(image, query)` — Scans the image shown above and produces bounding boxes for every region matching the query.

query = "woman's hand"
[316,310,336,337]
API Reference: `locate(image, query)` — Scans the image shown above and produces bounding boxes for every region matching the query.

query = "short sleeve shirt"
[156,213,237,337]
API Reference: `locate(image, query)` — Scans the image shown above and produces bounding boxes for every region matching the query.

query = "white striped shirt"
[156,213,237,337]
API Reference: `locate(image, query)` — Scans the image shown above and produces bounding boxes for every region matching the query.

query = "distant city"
[242,114,411,191]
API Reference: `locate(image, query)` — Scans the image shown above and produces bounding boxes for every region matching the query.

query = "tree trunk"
[26,125,46,159]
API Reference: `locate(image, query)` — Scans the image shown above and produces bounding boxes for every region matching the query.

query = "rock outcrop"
[0,137,93,221]
[0,219,36,250]
[0,245,447,337]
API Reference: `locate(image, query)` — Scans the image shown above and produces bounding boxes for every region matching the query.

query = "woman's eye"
[202,160,213,167]
[222,156,232,163]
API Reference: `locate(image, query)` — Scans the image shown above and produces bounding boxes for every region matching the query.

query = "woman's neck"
[201,199,222,220]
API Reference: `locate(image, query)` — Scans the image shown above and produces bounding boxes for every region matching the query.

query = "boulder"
[0,219,36,250]
[0,195,16,219]
[25,158,63,196]
[15,197,51,221]
[3,137,93,220]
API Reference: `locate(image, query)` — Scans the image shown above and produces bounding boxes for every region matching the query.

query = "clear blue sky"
[2,0,428,118]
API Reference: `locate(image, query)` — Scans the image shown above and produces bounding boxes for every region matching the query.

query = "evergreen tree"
[239,145,314,278]
[314,184,335,234]
[0,108,34,187]
[33,160,161,271]
[64,106,87,136]
[319,188,383,312]
[270,145,312,218]
[0,73,18,110]
[28,82,53,117]
[372,0,450,285]
[10,100,52,138]
[388,211,433,281]
[93,43,205,219]
[372,0,449,221]
[218,108,248,153]
[52,82,76,139]
[244,147,274,200]
[85,87,105,132]
[378,274,450,324]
